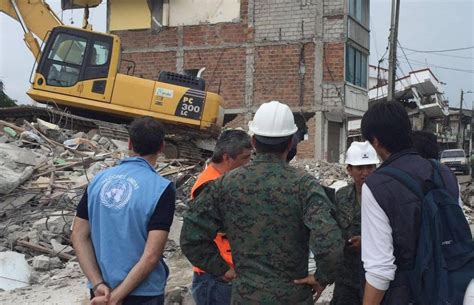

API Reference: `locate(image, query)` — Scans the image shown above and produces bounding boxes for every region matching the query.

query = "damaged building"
[107,0,370,161]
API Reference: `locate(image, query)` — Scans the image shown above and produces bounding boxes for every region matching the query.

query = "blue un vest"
[87,157,171,296]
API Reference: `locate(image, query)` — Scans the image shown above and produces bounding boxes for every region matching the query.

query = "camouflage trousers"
[330,282,362,305]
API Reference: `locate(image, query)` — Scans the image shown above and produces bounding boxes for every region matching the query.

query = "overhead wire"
[400,45,474,53]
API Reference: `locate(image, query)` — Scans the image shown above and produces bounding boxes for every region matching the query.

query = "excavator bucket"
[61,0,102,10]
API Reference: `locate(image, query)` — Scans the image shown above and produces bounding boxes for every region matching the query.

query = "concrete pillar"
[314,111,326,160]
[176,26,184,73]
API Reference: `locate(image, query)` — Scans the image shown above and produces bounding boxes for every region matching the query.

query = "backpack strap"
[377,167,424,199]
[428,159,445,189]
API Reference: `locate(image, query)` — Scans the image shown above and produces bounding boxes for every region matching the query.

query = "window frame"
[345,44,368,89]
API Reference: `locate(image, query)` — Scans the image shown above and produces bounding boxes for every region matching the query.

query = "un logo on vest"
[99,175,135,209]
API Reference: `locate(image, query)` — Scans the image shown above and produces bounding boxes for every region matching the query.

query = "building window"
[348,0,368,27]
[346,45,367,88]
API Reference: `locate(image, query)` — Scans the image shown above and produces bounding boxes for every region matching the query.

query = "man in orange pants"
[190,129,252,305]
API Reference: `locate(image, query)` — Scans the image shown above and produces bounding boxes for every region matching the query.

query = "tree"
[0,80,17,107]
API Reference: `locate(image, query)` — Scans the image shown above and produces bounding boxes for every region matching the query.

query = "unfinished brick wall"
[296,115,316,159]
[184,48,247,109]
[112,0,348,159]
[253,43,315,107]
[119,51,176,79]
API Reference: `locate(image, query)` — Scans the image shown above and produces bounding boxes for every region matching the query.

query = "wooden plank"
[16,240,74,261]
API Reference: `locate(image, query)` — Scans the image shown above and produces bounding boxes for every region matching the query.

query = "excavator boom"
[0,0,63,57]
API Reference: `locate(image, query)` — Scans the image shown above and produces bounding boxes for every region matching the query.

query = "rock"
[32,255,52,271]
[50,238,74,254]
[91,133,101,142]
[72,132,87,139]
[33,215,74,235]
[0,251,31,291]
[98,137,109,145]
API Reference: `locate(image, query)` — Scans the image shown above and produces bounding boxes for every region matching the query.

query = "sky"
[370,0,474,110]
[0,0,473,110]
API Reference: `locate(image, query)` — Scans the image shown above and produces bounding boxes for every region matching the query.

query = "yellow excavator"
[0,0,225,158]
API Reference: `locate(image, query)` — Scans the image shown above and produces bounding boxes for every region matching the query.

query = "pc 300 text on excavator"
[0,0,225,159]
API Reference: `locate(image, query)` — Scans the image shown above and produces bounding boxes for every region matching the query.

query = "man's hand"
[89,283,111,305]
[294,275,326,301]
[347,235,361,252]
[220,268,236,282]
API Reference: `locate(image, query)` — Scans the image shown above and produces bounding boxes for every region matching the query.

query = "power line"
[400,45,474,53]
[403,50,474,60]
[397,58,474,74]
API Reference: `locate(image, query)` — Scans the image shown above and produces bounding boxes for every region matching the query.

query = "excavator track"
[0,106,213,160]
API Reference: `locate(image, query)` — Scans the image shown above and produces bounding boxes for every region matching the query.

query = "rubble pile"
[292,159,351,186]
[0,118,201,304]
[462,183,473,224]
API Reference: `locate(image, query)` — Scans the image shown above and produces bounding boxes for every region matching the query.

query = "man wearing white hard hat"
[181,101,344,305]
[331,141,379,305]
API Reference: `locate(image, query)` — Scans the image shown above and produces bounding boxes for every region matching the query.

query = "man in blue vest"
[360,102,459,305]
[72,116,175,305]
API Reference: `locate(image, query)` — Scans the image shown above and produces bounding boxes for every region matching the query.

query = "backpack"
[379,159,474,305]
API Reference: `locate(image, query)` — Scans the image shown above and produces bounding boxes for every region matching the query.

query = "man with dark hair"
[331,141,379,305]
[181,101,343,305]
[190,129,252,305]
[411,130,439,159]
[360,102,459,305]
[72,116,175,305]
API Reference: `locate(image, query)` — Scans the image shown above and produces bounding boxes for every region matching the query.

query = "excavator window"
[45,33,87,87]
[89,41,110,66]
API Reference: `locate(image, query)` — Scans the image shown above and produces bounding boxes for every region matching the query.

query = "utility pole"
[387,0,401,102]
[457,89,464,149]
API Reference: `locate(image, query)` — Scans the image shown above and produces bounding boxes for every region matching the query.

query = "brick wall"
[120,51,176,79]
[296,115,316,159]
[184,48,246,109]
[112,0,348,159]
[254,0,318,41]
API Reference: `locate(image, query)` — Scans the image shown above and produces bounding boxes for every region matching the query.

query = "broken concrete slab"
[33,215,74,235]
[0,165,34,194]
[0,251,31,291]
[50,239,74,255]
[32,255,60,271]
[0,143,39,166]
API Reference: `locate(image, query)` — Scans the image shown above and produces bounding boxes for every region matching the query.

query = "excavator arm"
[0,0,102,58]
[0,0,63,57]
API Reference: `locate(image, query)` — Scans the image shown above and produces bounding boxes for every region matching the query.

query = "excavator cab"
[32,26,117,100]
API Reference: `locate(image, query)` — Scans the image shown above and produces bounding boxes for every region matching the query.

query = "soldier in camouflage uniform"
[331,141,379,305]
[180,101,344,305]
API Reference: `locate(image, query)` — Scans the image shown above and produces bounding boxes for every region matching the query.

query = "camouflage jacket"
[180,153,344,305]
[334,184,361,288]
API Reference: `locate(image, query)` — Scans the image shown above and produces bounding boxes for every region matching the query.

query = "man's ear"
[128,139,133,151]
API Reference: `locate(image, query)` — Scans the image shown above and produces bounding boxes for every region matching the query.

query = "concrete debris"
[0,251,31,291]
[32,255,59,271]
[0,116,470,304]
[0,116,204,303]
[50,238,74,255]
[292,159,351,186]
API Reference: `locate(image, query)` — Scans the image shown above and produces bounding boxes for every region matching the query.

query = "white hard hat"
[345,141,380,166]
[248,101,298,139]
